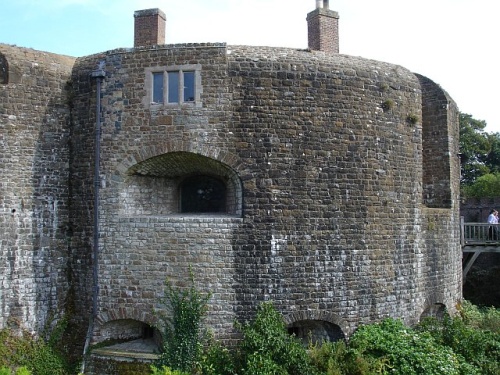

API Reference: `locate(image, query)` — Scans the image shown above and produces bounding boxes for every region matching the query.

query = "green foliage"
[199,341,236,375]
[459,112,492,185]
[406,113,418,125]
[195,301,500,375]
[0,368,26,375]
[236,302,318,375]
[485,132,500,175]
[418,305,500,375]
[349,318,471,375]
[308,339,386,375]
[0,329,67,375]
[381,99,394,112]
[153,269,211,373]
[461,172,500,198]
[150,365,190,375]
[0,367,30,375]
[459,299,500,333]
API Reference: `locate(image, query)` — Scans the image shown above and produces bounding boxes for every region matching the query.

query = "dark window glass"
[152,72,164,103]
[181,176,226,213]
[184,71,195,102]
[168,71,179,103]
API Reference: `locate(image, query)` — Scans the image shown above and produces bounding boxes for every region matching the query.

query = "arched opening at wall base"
[92,319,161,358]
[287,320,345,345]
[420,303,447,321]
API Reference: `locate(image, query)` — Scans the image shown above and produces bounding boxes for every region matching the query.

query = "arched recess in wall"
[94,319,162,353]
[121,151,243,216]
[284,310,348,344]
[288,320,345,344]
[0,53,8,84]
[416,73,455,208]
[420,303,447,321]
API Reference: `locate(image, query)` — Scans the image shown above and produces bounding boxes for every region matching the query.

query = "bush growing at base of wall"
[417,301,500,375]
[151,366,190,375]
[0,328,69,375]
[197,302,500,375]
[0,367,31,375]
[150,271,499,375]
[235,302,318,375]
[153,270,211,374]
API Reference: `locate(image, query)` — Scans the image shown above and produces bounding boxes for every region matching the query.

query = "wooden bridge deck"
[461,220,500,281]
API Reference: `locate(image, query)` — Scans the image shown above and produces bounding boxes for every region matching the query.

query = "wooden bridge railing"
[461,218,500,282]
[461,220,500,246]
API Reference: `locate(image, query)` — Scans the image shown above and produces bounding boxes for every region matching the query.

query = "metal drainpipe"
[81,61,106,374]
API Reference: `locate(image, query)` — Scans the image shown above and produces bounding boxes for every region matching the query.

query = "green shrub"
[0,328,69,375]
[308,339,386,375]
[154,269,211,373]
[419,313,500,375]
[15,368,32,375]
[349,318,472,375]
[199,341,236,375]
[460,299,500,333]
[236,302,318,375]
[150,365,190,375]
[243,352,288,375]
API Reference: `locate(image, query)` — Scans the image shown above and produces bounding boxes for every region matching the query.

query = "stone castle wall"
[1,39,462,360]
[0,44,74,333]
[68,43,462,346]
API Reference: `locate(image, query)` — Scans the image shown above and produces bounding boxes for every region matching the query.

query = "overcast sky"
[1,0,498,133]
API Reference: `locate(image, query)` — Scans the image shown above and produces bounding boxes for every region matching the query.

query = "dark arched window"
[180,175,226,213]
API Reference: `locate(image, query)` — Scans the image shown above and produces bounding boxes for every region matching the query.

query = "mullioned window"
[145,64,201,108]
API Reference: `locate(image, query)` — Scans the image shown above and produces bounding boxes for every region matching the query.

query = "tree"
[462,173,500,198]
[485,132,500,175]
[459,113,491,185]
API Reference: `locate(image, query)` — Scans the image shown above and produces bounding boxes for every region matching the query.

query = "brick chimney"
[307,0,339,53]
[134,8,166,47]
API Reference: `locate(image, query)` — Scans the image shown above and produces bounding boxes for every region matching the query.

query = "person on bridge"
[487,209,498,240]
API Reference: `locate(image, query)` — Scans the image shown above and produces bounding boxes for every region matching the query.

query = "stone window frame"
[145,64,202,108]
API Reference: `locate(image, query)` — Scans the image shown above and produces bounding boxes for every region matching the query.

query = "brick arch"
[283,309,350,337]
[95,307,155,328]
[113,147,244,217]
[114,144,244,177]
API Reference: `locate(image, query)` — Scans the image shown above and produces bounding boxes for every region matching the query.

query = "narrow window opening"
[168,71,179,103]
[152,72,164,103]
[183,71,195,102]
